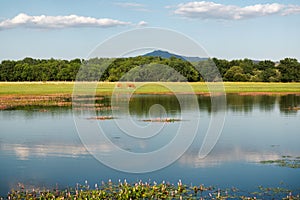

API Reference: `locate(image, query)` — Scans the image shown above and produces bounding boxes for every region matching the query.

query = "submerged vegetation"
[1,91,299,115]
[0,56,300,82]
[0,94,72,110]
[88,116,114,120]
[260,155,300,169]
[3,180,300,200]
[141,118,181,123]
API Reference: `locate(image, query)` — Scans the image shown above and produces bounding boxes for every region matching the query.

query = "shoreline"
[1,82,299,110]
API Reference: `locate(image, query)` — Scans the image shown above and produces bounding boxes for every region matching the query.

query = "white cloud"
[115,2,145,8]
[114,2,150,12]
[282,6,300,15]
[173,1,300,20]
[0,13,132,30]
[137,20,148,26]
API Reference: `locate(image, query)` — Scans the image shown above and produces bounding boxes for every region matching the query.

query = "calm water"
[0,94,300,196]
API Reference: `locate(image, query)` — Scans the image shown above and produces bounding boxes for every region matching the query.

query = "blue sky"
[0,0,300,61]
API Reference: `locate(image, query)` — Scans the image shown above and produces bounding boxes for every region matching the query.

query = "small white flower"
[178,179,182,186]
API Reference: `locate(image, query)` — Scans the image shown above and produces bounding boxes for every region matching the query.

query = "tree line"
[0,56,299,82]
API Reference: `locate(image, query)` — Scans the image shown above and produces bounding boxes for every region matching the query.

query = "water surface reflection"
[0,94,299,195]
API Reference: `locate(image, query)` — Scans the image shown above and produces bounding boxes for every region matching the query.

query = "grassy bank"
[0,82,299,96]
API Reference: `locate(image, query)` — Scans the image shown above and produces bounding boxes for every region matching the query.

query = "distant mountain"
[143,50,207,62]
[143,50,185,60]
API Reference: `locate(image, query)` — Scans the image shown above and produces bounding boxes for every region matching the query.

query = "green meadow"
[0,82,299,96]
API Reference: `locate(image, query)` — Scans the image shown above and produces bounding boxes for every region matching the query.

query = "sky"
[0,0,300,61]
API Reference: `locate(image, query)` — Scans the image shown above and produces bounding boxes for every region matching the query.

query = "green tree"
[256,60,275,70]
[212,58,231,76]
[195,59,222,82]
[224,66,243,81]
[260,68,281,82]
[278,58,300,82]
[249,69,262,82]
[0,56,299,82]
[240,59,254,75]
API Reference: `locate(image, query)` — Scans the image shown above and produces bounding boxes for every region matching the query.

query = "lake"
[0,93,300,197]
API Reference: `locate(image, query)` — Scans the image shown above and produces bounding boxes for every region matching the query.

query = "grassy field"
[0,82,299,96]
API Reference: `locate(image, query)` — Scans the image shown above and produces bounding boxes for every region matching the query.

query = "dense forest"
[0,56,299,82]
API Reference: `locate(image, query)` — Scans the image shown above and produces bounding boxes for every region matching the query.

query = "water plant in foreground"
[2,180,300,200]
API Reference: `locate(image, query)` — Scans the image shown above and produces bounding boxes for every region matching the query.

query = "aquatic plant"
[0,95,72,110]
[87,116,114,120]
[0,95,111,111]
[3,180,300,200]
[260,155,300,168]
[141,118,181,123]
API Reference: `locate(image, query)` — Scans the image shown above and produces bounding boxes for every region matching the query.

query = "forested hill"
[0,56,299,82]
[143,50,207,62]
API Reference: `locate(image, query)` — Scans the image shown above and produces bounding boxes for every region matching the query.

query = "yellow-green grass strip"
[0,82,299,96]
